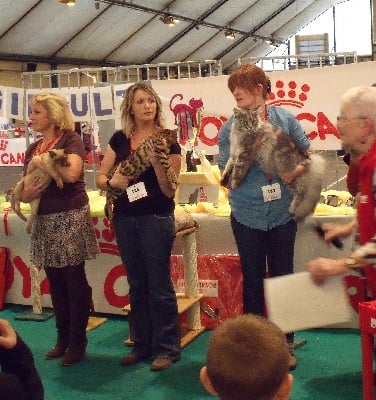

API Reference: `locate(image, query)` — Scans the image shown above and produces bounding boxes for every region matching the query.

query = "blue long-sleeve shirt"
[218,105,311,231]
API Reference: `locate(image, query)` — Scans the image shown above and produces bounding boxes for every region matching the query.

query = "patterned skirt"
[30,204,99,268]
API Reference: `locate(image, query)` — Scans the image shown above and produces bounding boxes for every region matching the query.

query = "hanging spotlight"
[224,29,235,40]
[160,15,175,27]
[266,40,279,48]
[58,0,76,6]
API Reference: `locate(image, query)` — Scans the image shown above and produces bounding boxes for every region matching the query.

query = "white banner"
[0,137,33,166]
[1,61,376,154]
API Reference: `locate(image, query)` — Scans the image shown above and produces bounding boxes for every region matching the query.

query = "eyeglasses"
[337,116,368,122]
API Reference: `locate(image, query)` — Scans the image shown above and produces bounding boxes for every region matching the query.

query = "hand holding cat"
[281,164,305,185]
[21,175,43,203]
[145,137,162,167]
[111,165,131,190]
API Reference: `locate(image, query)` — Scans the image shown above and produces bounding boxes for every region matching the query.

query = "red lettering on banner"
[297,111,340,141]
[6,257,49,300]
[104,264,128,308]
[193,112,342,148]
[198,116,227,146]
[316,112,340,140]
[5,257,14,292]
[93,216,128,308]
[1,152,25,165]
[40,274,50,295]
[12,256,31,298]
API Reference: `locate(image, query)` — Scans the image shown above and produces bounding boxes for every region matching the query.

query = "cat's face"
[233,108,260,133]
[48,149,70,166]
[160,129,178,146]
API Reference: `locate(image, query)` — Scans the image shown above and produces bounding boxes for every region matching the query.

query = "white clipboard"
[264,271,353,332]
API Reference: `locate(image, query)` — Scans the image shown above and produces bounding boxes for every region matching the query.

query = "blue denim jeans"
[231,214,296,344]
[113,212,181,360]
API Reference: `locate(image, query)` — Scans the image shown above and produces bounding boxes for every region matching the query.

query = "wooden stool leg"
[362,331,375,400]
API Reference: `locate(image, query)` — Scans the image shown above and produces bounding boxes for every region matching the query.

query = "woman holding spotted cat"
[218,64,312,370]
[96,82,181,371]
[20,93,99,366]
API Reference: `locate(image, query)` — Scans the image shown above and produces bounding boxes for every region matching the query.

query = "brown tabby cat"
[221,107,325,220]
[105,128,179,220]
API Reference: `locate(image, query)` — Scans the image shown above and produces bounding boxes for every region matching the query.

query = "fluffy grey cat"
[221,107,326,220]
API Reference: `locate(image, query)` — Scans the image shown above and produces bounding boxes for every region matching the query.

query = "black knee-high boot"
[61,263,90,366]
[44,267,70,360]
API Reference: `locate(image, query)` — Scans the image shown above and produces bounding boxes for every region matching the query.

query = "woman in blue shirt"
[218,64,311,370]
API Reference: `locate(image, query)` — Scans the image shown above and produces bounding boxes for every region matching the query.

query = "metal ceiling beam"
[51,3,112,57]
[213,0,298,62]
[102,1,163,61]
[97,0,285,43]
[0,53,122,68]
[251,0,297,33]
[0,0,44,41]
[144,0,232,64]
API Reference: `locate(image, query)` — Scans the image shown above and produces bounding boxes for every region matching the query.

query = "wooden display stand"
[124,220,205,348]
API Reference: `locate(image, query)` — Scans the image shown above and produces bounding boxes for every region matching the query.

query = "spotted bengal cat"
[105,128,179,219]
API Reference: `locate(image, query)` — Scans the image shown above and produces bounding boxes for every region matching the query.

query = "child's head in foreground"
[200,314,293,400]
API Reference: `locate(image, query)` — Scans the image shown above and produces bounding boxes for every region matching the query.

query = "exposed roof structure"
[0,0,345,72]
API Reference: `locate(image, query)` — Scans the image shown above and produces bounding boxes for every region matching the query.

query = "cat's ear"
[233,107,239,115]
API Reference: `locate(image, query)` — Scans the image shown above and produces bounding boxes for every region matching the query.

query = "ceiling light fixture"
[160,15,175,27]
[224,29,235,40]
[266,39,279,48]
[58,0,76,6]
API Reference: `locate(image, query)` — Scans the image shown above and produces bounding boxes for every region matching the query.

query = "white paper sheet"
[264,271,353,332]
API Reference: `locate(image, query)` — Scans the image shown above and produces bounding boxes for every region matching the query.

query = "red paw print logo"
[268,80,310,109]
[0,139,9,151]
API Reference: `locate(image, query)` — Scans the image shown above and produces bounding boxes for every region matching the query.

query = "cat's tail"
[292,153,326,220]
[25,216,34,234]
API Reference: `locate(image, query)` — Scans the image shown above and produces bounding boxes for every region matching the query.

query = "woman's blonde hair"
[29,92,75,131]
[228,64,271,100]
[120,82,165,138]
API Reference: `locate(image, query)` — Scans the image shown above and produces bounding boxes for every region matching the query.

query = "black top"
[109,130,180,217]
[0,334,44,400]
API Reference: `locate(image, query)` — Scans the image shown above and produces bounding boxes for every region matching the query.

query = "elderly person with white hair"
[308,86,376,291]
